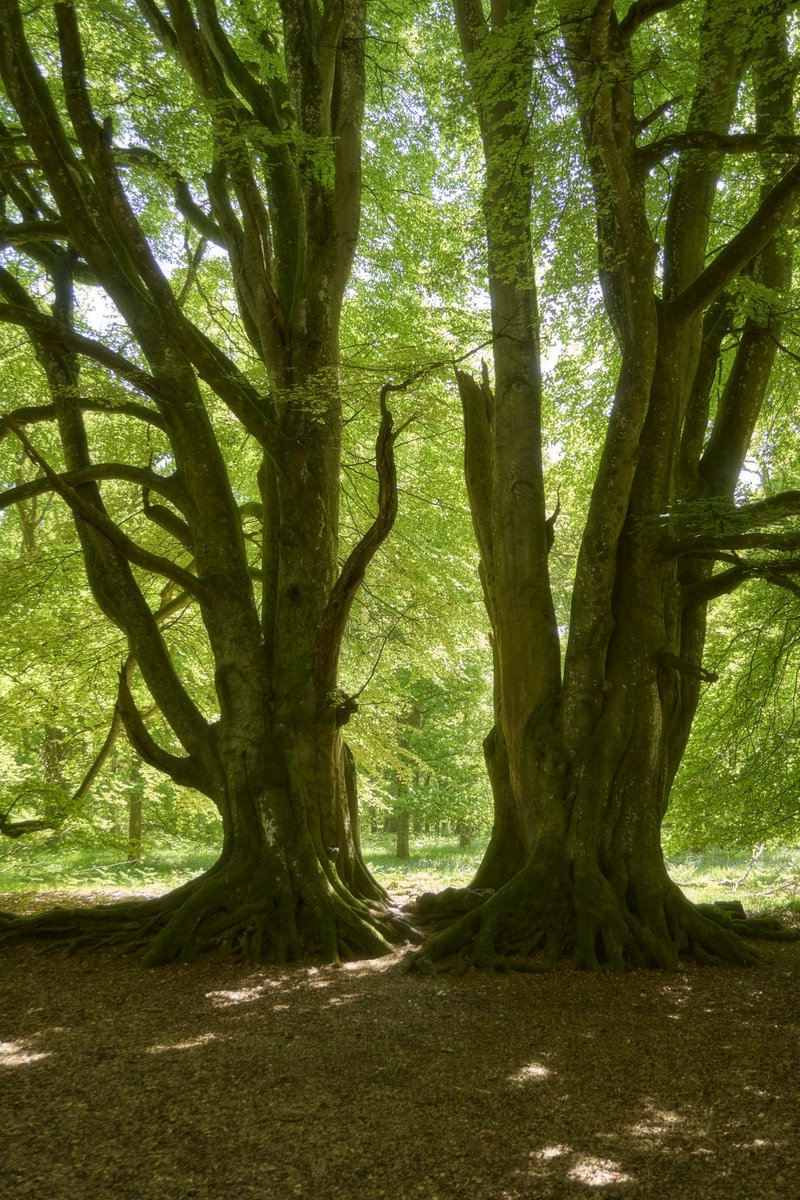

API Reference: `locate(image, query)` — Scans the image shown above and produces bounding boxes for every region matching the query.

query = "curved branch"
[314,378,406,697]
[621,0,695,36]
[668,162,800,319]
[116,666,210,794]
[0,301,163,398]
[0,399,166,434]
[142,490,194,549]
[0,461,182,513]
[113,145,224,246]
[7,421,199,594]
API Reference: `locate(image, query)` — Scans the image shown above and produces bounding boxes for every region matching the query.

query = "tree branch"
[620,0,690,37]
[113,145,225,246]
[0,461,182,513]
[668,162,800,318]
[116,666,209,793]
[314,373,417,699]
[0,400,166,434]
[6,420,200,594]
[0,301,164,399]
[639,130,800,171]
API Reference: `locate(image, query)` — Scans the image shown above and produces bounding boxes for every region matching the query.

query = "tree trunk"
[431,0,800,970]
[396,809,411,860]
[0,0,415,964]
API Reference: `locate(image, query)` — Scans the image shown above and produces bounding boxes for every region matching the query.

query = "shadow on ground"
[1,919,798,1199]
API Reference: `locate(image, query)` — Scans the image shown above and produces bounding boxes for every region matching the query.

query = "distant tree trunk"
[127,788,143,863]
[396,809,411,859]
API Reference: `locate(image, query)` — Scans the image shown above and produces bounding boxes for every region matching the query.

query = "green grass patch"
[665,845,800,914]
[0,839,217,893]
[1,834,798,921]
[362,832,487,894]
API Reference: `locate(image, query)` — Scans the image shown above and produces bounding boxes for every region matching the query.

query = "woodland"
[2,0,800,973]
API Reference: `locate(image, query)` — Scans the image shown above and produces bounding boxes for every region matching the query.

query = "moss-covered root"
[406,867,782,974]
[0,866,421,967]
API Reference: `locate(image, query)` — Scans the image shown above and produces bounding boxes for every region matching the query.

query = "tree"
[0,0,413,963]
[419,0,800,969]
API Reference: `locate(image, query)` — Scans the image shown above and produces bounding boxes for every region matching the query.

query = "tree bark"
[431,0,800,969]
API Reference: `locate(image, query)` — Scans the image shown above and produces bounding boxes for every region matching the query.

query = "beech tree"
[421,0,800,969]
[0,0,415,962]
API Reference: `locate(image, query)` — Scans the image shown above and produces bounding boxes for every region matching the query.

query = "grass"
[1,833,798,920]
[0,838,217,893]
[362,832,487,895]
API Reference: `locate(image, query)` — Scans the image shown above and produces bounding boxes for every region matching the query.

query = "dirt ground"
[1,892,799,1200]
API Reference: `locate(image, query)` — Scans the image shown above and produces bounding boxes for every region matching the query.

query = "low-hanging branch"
[8,421,200,595]
[71,588,195,805]
[0,399,166,433]
[0,461,181,513]
[116,663,209,794]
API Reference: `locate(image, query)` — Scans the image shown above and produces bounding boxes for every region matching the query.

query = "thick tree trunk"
[431,0,800,972]
[0,0,415,965]
[421,665,778,971]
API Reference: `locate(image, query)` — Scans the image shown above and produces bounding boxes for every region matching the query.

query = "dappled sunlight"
[145,1032,218,1054]
[567,1155,634,1187]
[0,1038,51,1067]
[531,1144,570,1161]
[508,1060,552,1083]
[525,1145,634,1188]
[627,1105,685,1139]
[206,984,270,1008]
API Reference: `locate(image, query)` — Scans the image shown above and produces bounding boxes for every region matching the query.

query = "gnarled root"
[406,857,792,974]
[0,858,422,967]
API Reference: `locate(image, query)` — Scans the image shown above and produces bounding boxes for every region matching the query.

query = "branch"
[639,130,800,171]
[0,460,181,513]
[674,531,800,554]
[0,813,55,839]
[142,489,194,549]
[71,589,195,803]
[669,162,800,318]
[6,420,199,594]
[0,399,166,434]
[0,218,66,244]
[0,302,164,398]
[116,666,209,793]
[620,0,690,37]
[314,373,418,698]
[113,145,225,246]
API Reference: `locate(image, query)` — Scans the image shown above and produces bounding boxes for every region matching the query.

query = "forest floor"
[1,888,799,1200]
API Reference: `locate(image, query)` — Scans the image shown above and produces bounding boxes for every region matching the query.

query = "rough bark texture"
[437,0,800,970]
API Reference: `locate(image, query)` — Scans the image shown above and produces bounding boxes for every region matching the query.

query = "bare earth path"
[1,892,799,1200]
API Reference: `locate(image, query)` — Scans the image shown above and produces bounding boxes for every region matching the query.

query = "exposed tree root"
[0,858,422,966]
[405,860,798,974]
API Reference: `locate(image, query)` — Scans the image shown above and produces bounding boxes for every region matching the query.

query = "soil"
[1,888,799,1200]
